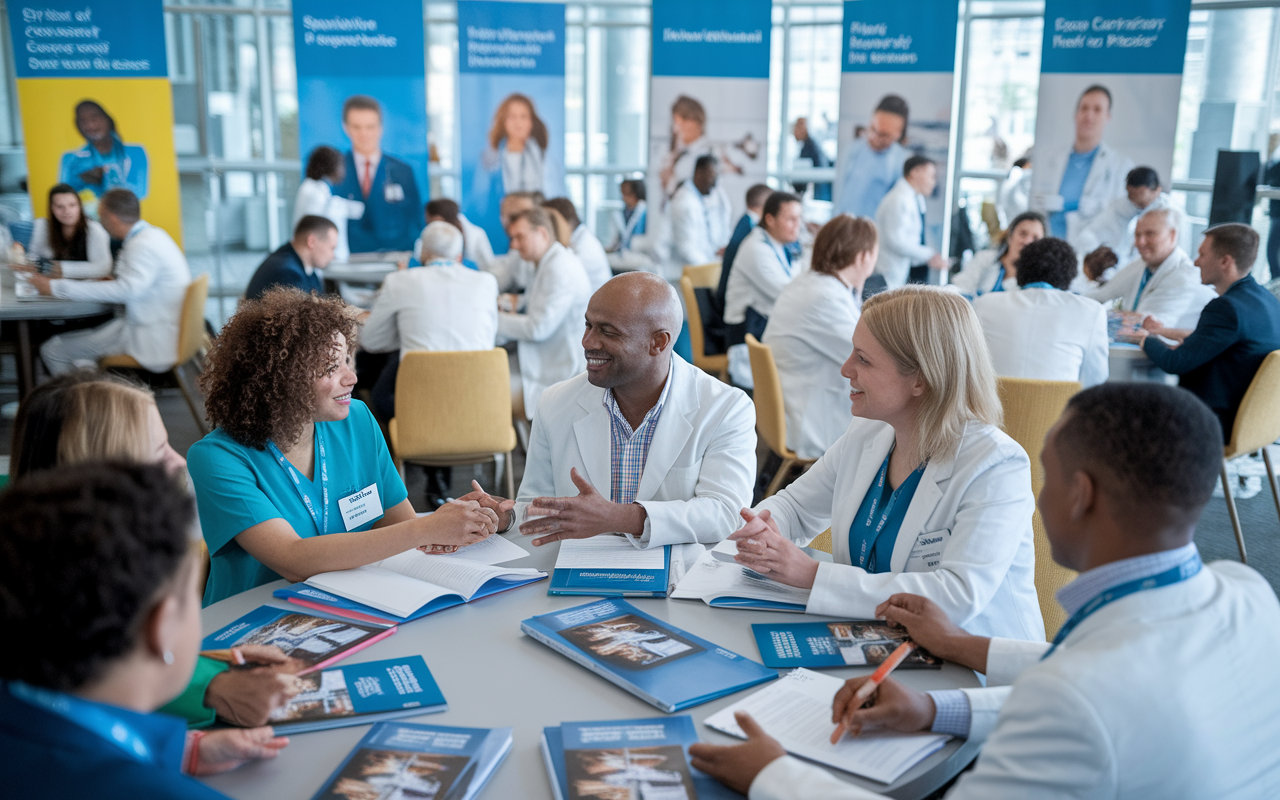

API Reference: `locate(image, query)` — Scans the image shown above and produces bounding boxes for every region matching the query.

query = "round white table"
[321,262,400,285]
[198,535,982,800]
[0,268,109,398]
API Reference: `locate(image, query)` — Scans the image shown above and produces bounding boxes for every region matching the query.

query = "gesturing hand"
[728,509,819,589]
[206,668,302,727]
[189,727,289,775]
[876,593,990,673]
[830,676,935,741]
[521,468,645,546]
[688,712,787,795]
[459,480,515,533]
[423,499,497,547]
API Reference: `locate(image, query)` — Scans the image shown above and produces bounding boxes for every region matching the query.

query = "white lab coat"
[762,271,858,459]
[749,561,1280,800]
[497,242,591,414]
[412,217,494,271]
[1085,248,1216,329]
[874,178,933,289]
[756,416,1044,641]
[1074,192,1190,264]
[659,135,714,203]
[518,355,756,548]
[1032,142,1134,249]
[360,261,499,359]
[996,164,1032,226]
[28,217,112,279]
[724,226,796,325]
[668,181,732,281]
[293,177,365,263]
[974,288,1110,387]
[484,250,535,294]
[949,249,1017,298]
[49,222,191,372]
[569,224,612,291]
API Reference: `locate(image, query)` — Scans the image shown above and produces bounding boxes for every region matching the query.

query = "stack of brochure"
[549,537,702,597]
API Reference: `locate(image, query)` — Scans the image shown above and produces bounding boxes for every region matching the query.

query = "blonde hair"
[859,286,1001,462]
[57,381,156,466]
[542,206,573,247]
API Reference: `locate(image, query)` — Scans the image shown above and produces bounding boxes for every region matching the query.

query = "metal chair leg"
[765,456,795,498]
[1263,447,1280,531]
[504,450,516,499]
[1221,460,1248,564]
[174,365,209,436]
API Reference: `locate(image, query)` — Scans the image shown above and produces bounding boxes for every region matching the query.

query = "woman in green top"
[188,288,497,606]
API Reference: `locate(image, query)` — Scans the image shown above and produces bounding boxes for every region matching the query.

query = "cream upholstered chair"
[997,377,1081,639]
[682,262,721,290]
[680,275,728,382]
[809,528,833,555]
[101,273,210,435]
[1220,350,1280,564]
[746,334,816,497]
[389,348,519,497]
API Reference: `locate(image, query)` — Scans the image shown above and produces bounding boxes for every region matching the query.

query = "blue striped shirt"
[604,362,673,505]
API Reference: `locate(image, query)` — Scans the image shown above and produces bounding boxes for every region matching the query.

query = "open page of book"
[554,536,667,569]
[438,534,529,565]
[672,548,811,607]
[307,566,456,618]
[703,668,949,785]
[374,549,545,598]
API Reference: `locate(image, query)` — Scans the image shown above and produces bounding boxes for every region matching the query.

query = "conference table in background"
[1109,341,1176,384]
[0,268,109,399]
[200,533,983,800]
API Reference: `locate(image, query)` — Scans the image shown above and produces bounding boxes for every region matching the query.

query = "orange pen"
[830,641,916,744]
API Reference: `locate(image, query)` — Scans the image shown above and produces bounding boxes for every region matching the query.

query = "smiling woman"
[188,288,500,606]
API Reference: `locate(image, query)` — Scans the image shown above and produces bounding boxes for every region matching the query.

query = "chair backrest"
[746,334,792,458]
[681,276,712,368]
[177,274,210,365]
[683,262,721,289]
[1226,350,1280,458]
[810,528,833,555]
[996,376,1081,639]
[392,348,518,459]
[980,201,1003,242]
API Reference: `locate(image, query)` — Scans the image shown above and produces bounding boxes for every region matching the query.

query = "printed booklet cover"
[521,598,776,713]
[268,655,447,734]
[200,606,395,674]
[549,537,672,597]
[310,721,512,800]
[542,716,738,800]
[752,620,942,670]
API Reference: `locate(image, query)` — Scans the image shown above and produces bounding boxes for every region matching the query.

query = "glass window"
[960,16,1042,174]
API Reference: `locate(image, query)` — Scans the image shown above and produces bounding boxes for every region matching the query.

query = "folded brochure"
[752,619,942,669]
[268,655,446,735]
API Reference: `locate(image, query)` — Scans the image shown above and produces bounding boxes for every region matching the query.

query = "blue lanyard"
[10,681,154,763]
[1132,268,1154,311]
[123,220,149,244]
[990,265,1006,293]
[764,234,792,277]
[848,451,926,573]
[1042,552,1202,660]
[267,426,329,536]
[1024,281,1056,290]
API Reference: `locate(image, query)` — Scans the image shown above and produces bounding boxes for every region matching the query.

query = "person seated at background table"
[498,208,592,417]
[692,383,1280,800]
[610,178,648,252]
[187,288,499,606]
[949,211,1046,298]
[730,286,1043,641]
[1135,223,1280,439]
[0,462,292,798]
[1074,166,1189,266]
[483,190,543,295]
[543,196,612,291]
[9,371,302,728]
[293,145,364,264]
[668,155,732,282]
[974,237,1108,387]
[1085,206,1214,328]
[466,272,756,549]
[422,197,493,270]
[875,155,947,289]
[18,183,113,279]
[763,214,878,461]
[244,215,339,302]
[715,182,774,309]
[32,188,191,376]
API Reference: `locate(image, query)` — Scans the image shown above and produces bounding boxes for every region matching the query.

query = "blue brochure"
[751,620,942,670]
[200,605,395,674]
[542,716,738,800]
[311,721,513,800]
[268,655,447,734]
[549,542,672,598]
[521,598,776,712]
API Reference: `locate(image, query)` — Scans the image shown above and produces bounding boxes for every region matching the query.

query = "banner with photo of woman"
[458,0,566,252]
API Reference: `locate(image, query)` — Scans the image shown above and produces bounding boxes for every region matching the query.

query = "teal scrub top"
[188,400,408,606]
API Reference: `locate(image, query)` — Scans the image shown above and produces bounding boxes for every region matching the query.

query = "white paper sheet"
[554,536,666,570]
[439,534,529,565]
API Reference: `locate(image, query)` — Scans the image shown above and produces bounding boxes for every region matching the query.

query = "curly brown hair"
[201,288,359,450]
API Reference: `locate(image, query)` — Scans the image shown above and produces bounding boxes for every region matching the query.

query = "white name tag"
[337,483,383,531]
[384,182,404,203]
[904,528,951,572]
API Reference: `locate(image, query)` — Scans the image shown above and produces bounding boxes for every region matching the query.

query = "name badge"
[338,483,383,531]
[904,528,950,572]
[384,182,404,203]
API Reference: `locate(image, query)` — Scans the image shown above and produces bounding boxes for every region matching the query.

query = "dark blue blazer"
[1144,276,1280,437]
[333,152,424,253]
[0,682,228,799]
[244,242,321,301]
[716,212,757,308]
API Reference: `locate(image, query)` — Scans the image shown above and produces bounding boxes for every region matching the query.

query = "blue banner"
[651,0,771,79]
[292,0,428,254]
[840,0,957,73]
[8,0,166,78]
[458,0,566,252]
[1041,0,1191,75]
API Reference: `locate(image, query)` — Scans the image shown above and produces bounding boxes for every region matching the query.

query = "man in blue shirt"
[244,215,338,301]
[834,95,909,218]
[331,95,424,253]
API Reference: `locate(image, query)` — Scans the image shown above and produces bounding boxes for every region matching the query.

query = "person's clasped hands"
[414,496,498,555]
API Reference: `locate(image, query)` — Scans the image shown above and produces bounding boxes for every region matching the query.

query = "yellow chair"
[997,377,1081,639]
[680,275,729,382]
[1220,350,1280,564]
[810,528,833,555]
[101,273,211,435]
[980,200,1003,243]
[682,262,721,290]
[389,349,519,497]
[746,334,816,497]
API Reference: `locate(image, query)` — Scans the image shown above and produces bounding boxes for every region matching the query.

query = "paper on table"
[374,550,543,596]
[439,534,528,565]
[307,566,452,618]
[703,668,950,785]
[554,536,666,570]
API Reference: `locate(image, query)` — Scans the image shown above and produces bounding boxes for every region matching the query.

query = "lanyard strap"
[1042,552,1203,660]
[10,681,154,763]
[849,450,926,572]
[991,265,1006,293]
[1023,281,1056,290]
[267,426,329,536]
[1132,268,1154,311]
[765,235,792,277]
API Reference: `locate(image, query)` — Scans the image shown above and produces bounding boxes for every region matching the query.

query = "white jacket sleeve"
[513,392,559,517]
[750,756,883,800]
[879,194,934,264]
[1073,196,1132,256]
[949,251,999,296]
[52,238,160,304]
[1084,261,1135,305]
[31,219,114,279]
[496,262,576,343]
[359,273,404,353]
[670,193,710,267]
[1140,268,1210,329]
[1079,303,1110,387]
[739,244,794,308]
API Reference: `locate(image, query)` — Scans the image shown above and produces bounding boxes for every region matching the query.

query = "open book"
[671,541,810,612]
[274,547,546,624]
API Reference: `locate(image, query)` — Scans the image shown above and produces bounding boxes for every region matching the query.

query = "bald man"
[465,272,757,548]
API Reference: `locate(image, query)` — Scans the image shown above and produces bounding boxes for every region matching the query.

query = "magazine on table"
[268,655,446,735]
[751,619,942,670]
[200,606,396,674]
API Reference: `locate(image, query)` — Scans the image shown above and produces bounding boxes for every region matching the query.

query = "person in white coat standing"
[462,272,756,549]
[729,286,1044,642]
[667,155,732,282]
[543,196,612,291]
[764,214,878,459]
[874,155,947,289]
[693,383,1280,800]
[498,207,591,416]
[975,236,1109,386]
[949,211,1045,298]
[36,189,191,375]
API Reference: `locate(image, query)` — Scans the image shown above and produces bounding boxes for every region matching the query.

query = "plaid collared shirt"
[603,363,673,505]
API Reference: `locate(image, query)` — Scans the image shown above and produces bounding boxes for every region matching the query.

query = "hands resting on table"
[688,594,993,795]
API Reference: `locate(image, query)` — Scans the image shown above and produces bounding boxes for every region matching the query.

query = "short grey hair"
[419,221,463,263]
[1138,204,1183,235]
